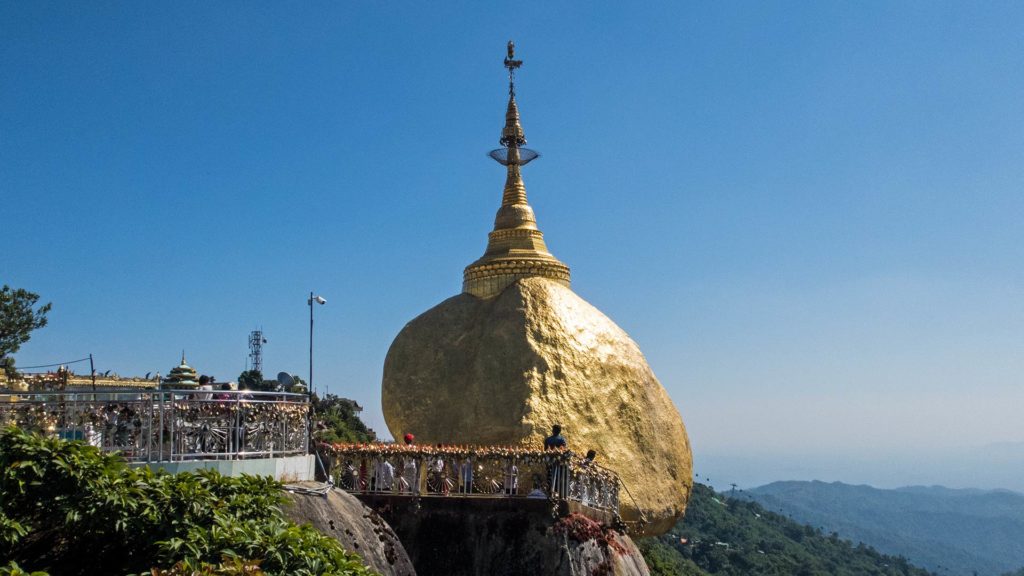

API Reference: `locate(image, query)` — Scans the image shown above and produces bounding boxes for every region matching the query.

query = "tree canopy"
[0,286,51,376]
[237,370,283,392]
[311,394,376,444]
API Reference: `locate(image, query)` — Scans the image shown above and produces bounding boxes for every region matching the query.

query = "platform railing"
[325,444,621,513]
[0,389,310,462]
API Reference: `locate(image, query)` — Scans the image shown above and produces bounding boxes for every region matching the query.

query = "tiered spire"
[162,351,199,388]
[462,42,570,299]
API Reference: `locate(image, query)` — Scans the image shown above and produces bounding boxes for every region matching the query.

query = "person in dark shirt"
[543,424,567,496]
[543,424,566,450]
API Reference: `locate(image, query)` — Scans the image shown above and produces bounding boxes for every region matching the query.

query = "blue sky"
[3,2,1022,489]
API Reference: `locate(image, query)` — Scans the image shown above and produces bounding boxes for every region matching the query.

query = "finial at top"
[494,41,532,156]
[504,40,523,98]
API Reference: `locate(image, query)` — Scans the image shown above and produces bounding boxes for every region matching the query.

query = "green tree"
[238,369,264,390]
[237,370,281,392]
[311,394,376,444]
[0,286,51,377]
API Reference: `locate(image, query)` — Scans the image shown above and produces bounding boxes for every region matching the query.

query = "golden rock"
[381,43,692,536]
[382,277,692,535]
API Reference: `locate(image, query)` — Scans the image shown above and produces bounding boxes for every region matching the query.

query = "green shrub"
[0,427,376,576]
[0,561,49,576]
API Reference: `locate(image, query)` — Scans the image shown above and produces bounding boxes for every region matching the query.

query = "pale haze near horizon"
[3,3,1022,492]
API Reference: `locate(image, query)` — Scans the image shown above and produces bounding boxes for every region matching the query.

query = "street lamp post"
[308,292,326,397]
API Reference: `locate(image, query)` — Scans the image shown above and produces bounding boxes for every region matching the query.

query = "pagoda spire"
[499,42,528,211]
[463,41,570,299]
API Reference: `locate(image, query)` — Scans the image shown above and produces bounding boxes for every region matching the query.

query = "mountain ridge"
[747,480,1024,575]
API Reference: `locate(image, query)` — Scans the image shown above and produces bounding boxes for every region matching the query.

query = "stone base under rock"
[357,494,650,576]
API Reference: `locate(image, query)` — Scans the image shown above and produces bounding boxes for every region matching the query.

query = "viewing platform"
[325,443,640,574]
[326,443,626,528]
[0,389,314,481]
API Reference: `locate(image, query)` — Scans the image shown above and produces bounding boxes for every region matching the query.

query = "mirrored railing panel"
[327,445,620,513]
[0,389,309,462]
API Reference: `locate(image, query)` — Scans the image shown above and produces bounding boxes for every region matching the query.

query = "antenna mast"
[248,329,265,374]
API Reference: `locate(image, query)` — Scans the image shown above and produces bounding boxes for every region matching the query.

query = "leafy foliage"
[150,557,263,575]
[236,370,305,392]
[237,370,282,392]
[0,285,51,377]
[0,428,376,576]
[638,540,705,575]
[638,483,937,576]
[311,394,376,444]
[0,562,49,576]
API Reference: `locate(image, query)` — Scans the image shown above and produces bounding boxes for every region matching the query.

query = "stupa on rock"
[382,42,692,536]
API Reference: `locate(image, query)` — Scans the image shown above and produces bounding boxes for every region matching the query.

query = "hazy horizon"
[697,441,1024,494]
[4,3,1022,492]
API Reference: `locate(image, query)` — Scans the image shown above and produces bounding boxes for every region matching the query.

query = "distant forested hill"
[638,483,936,576]
[747,481,1024,576]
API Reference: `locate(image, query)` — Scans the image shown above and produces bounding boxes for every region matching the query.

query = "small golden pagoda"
[162,352,199,388]
[382,43,692,536]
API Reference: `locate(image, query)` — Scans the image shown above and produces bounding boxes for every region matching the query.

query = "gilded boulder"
[382,277,691,536]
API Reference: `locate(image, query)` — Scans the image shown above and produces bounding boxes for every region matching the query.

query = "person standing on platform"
[544,424,566,450]
[504,459,519,495]
[543,424,567,496]
[374,458,395,492]
[459,456,473,494]
[197,375,213,401]
[401,433,418,493]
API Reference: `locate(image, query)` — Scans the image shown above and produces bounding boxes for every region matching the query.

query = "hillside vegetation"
[638,483,937,576]
[749,481,1024,575]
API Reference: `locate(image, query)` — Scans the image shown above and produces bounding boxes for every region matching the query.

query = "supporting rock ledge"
[282,482,416,576]
[356,494,650,576]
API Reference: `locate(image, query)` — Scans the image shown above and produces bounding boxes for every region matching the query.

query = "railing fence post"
[146,391,152,463]
[234,391,241,458]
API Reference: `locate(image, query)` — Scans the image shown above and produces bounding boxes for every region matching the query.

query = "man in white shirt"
[374,459,395,492]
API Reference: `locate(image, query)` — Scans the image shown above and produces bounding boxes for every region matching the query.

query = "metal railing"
[326,445,620,513]
[0,389,310,462]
